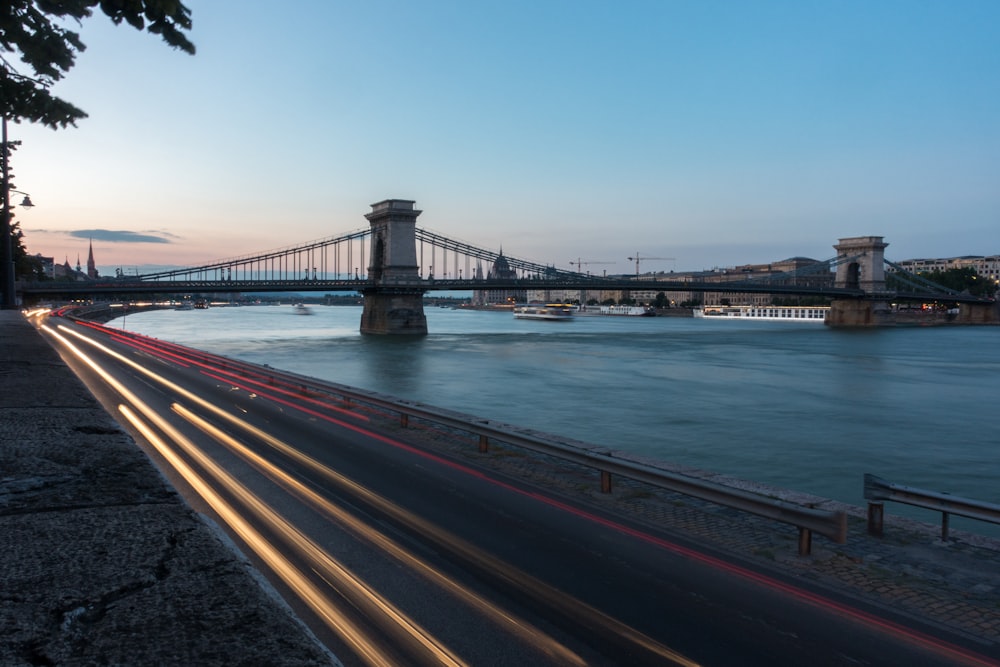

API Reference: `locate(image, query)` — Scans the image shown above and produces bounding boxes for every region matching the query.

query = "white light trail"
[42,325,463,667]
[173,402,587,667]
[46,322,696,666]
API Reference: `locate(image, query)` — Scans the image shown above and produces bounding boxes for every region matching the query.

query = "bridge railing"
[198,347,847,555]
[863,473,1000,541]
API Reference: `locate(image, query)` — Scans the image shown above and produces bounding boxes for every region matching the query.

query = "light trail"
[173,402,591,667]
[199,368,370,422]
[131,403,466,667]
[42,325,465,666]
[94,324,368,421]
[169,403,696,665]
[117,405,394,667]
[51,321,695,664]
[46,321,998,667]
[106,331,193,367]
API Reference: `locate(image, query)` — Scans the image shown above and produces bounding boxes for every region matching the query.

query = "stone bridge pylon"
[828,236,892,326]
[833,236,888,293]
[359,199,428,335]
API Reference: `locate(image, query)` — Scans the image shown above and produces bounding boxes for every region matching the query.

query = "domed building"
[472,249,526,306]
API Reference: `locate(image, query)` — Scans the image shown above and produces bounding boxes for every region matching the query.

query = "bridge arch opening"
[844,262,860,290]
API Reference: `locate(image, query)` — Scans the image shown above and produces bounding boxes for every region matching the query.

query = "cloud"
[69,229,174,244]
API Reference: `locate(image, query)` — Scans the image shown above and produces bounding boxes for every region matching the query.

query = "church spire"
[86,238,97,278]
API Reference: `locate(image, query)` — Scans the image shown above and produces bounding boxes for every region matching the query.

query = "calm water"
[116,304,1000,526]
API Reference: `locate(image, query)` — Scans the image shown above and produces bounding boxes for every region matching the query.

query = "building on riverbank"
[890,255,1000,288]
[471,250,525,306]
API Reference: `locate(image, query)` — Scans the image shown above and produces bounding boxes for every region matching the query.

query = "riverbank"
[0,311,337,666]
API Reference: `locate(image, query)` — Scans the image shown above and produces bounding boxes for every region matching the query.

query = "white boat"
[597,305,656,317]
[293,303,313,315]
[513,303,575,321]
[694,305,830,322]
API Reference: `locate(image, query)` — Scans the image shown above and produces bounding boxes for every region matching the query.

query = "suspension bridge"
[22,199,997,333]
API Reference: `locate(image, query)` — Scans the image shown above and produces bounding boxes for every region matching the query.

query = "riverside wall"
[828,299,1000,327]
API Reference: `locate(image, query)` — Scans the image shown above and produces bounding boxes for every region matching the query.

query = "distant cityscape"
[482,252,1000,308]
[33,240,99,281]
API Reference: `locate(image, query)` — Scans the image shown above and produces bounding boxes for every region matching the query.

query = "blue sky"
[10,1,1000,274]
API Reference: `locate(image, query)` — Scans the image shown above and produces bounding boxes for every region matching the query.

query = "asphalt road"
[37,315,997,667]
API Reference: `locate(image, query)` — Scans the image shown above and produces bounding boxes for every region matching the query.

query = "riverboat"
[599,305,656,317]
[513,303,575,321]
[694,305,830,322]
[575,305,656,317]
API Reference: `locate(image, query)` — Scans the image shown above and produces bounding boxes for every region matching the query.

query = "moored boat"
[598,305,656,317]
[513,303,575,321]
[694,305,829,322]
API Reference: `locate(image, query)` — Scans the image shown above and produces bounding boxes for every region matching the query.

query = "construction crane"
[627,252,675,276]
[570,258,615,276]
[568,259,616,309]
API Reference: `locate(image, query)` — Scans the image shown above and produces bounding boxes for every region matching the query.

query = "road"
[35,314,998,666]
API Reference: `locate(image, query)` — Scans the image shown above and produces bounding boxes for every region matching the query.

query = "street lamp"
[1,115,34,309]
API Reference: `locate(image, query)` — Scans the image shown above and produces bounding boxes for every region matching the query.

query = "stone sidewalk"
[0,311,338,666]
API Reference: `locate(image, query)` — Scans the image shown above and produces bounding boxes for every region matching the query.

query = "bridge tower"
[828,236,891,326]
[359,199,428,335]
[833,236,888,293]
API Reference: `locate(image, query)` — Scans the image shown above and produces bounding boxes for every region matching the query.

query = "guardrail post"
[400,413,409,428]
[601,470,612,494]
[478,435,488,453]
[798,527,812,556]
[867,502,884,537]
[866,472,1000,541]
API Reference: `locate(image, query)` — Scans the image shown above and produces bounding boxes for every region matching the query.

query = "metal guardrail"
[864,473,1000,541]
[227,353,848,556]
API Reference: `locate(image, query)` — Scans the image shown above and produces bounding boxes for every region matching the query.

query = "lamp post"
[2,115,18,309]
[1,116,34,309]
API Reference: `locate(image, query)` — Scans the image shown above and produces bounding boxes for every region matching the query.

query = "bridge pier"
[359,289,427,334]
[825,300,893,327]
[826,236,892,328]
[359,199,427,335]
[956,302,1000,324]
[827,299,1000,327]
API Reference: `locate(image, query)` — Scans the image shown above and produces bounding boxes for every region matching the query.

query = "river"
[115,304,1000,531]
